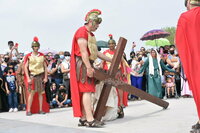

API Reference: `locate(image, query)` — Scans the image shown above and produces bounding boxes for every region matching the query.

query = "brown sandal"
[190,128,200,133]
[192,122,200,129]
[117,106,124,118]
[85,119,104,128]
[78,119,87,126]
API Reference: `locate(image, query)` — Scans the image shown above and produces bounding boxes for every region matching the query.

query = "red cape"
[103,49,128,107]
[70,26,89,117]
[176,7,200,118]
[24,52,49,114]
[70,42,82,117]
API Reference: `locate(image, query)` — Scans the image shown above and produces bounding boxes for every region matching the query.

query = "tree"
[162,27,176,45]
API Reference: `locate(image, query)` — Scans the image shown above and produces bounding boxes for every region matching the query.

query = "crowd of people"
[0,32,193,130]
[127,43,192,100]
[0,38,192,114]
[0,40,72,113]
[0,1,198,131]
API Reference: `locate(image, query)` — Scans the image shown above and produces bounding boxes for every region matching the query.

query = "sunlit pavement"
[0,98,196,133]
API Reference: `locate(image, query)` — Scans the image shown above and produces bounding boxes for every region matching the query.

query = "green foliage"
[162,27,176,45]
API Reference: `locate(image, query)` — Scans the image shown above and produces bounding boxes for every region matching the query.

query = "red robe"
[70,26,95,117]
[176,7,200,118]
[102,49,128,107]
[24,52,49,114]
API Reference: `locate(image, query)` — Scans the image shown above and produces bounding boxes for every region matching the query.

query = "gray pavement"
[0,98,197,133]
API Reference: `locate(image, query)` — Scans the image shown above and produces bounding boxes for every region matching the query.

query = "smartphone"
[160,48,163,54]
[15,43,19,47]
[57,59,61,64]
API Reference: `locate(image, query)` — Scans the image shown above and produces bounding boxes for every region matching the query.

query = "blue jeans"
[51,99,71,107]
[54,78,63,86]
[8,91,18,108]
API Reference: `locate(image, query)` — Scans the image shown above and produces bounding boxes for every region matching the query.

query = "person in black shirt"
[51,54,63,86]
[128,51,135,66]
[51,84,71,108]
[5,67,18,112]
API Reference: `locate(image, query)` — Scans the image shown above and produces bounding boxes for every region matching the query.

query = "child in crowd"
[51,84,71,108]
[5,67,18,112]
[166,76,175,98]
[50,82,58,108]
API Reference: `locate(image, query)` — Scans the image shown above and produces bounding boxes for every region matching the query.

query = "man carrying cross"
[70,9,111,128]
[93,34,129,121]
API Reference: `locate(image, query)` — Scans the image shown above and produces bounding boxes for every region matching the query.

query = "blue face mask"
[12,56,17,61]
[59,55,64,59]
[65,56,70,60]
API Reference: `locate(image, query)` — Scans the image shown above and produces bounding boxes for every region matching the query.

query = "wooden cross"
[93,37,169,121]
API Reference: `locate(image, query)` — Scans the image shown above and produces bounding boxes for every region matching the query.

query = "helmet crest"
[85,9,102,24]
[108,34,116,44]
[33,36,39,42]
[32,36,40,48]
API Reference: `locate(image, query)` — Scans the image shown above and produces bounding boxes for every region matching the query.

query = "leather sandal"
[117,106,124,118]
[26,112,32,116]
[78,119,87,126]
[85,119,103,128]
[192,122,200,129]
[39,111,46,114]
[190,128,200,133]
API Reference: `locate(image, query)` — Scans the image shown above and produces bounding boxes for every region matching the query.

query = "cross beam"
[93,37,169,121]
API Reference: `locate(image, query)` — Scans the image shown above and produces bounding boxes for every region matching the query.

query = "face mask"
[170,50,174,55]
[138,57,142,62]
[65,56,70,60]
[60,55,64,59]
[4,58,9,62]
[9,71,12,74]
[12,56,17,61]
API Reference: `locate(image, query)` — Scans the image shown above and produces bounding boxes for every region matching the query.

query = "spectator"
[1,54,9,73]
[6,41,20,62]
[128,51,135,66]
[137,49,176,98]
[130,56,144,100]
[51,54,63,86]
[140,47,146,52]
[131,42,136,52]
[16,60,26,110]
[5,67,18,112]
[59,51,65,61]
[46,52,54,83]
[61,51,71,97]
[52,84,71,108]
[49,82,58,108]
[166,47,180,69]
[165,76,175,98]
[0,64,3,111]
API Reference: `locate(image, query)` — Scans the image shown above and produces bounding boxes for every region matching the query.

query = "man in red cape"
[176,0,200,132]
[70,9,111,127]
[102,34,128,118]
[24,37,49,116]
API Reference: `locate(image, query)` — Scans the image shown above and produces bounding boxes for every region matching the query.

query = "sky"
[0,0,186,56]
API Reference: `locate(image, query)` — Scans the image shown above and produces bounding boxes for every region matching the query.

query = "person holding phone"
[6,41,20,62]
[51,54,63,86]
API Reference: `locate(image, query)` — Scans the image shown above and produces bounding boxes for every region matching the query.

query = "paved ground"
[0,98,197,133]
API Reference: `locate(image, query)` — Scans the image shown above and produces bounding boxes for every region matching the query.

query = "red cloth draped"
[103,49,128,107]
[24,52,49,114]
[176,7,200,118]
[70,26,91,117]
